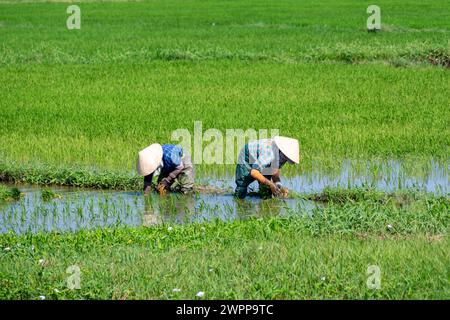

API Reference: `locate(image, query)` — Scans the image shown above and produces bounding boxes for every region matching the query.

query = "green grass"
[0,162,141,189]
[0,0,449,300]
[0,213,448,299]
[0,0,449,65]
[1,62,449,180]
[303,187,450,206]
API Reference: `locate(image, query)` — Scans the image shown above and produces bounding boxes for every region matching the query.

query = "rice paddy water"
[1,161,448,235]
[203,160,450,194]
[0,186,317,235]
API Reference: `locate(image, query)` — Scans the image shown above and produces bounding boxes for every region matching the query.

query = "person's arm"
[161,162,184,186]
[271,169,281,183]
[250,169,280,196]
[159,145,184,187]
[143,173,154,195]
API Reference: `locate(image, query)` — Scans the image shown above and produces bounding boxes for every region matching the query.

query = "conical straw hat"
[136,143,163,176]
[273,136,300,164]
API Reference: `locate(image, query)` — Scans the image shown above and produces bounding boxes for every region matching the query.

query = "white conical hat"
[136,143,163,176]
[273,136,300,164]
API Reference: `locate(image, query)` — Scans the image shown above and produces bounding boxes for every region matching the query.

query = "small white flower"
[209,268,214,272]
[196,291,205,298]
[39,295,46,300]
[167,227,173,232]
[387,224,393,230]
[172,288,181,293]
[321,276,326,281]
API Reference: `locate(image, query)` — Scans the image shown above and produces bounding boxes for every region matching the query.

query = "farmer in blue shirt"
[235,136,299,199]
[137,143,194,195]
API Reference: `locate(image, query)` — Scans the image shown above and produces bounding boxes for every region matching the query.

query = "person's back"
[238,139,277,177]
[235,136,299,199]
[137,143,194,195]
[161,144,183,175]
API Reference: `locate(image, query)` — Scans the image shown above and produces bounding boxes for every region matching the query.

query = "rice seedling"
[41,189,62,201]
[0,185,22,202]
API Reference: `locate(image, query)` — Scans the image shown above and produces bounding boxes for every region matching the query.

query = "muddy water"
[0,186,316,235]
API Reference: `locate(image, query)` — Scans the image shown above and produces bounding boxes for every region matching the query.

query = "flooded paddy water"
[1,160,448,235]
[0,186,316,235]
[202,160,450,195]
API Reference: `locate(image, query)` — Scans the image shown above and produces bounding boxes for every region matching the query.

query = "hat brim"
[137,143,163,176]
[274,136,300,164]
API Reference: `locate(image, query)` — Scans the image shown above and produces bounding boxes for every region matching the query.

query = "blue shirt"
[161,144,183,174]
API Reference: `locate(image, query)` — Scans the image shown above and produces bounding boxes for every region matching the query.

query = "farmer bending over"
[137,143,194,196]
[235,136,299,199]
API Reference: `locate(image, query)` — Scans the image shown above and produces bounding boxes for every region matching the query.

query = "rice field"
[0,0,449,300]
[1,62,449,177]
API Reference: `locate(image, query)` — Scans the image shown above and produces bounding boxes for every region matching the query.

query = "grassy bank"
[0,162,141,189]
[1,188,448,299]
[0,214,448,299]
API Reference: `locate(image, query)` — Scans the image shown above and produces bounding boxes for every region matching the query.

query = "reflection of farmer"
[137,144,194,196]
[235,136,299,199]
[143,193,195,225]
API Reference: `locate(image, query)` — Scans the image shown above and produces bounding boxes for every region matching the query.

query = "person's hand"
[267,180,281,197]
[274,182,289,198]
[157,182,167,196]
[279,187,289,198]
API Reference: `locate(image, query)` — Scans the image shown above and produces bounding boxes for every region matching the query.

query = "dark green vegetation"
[0,162,140,189]
[0,185,22,202]
[40,188,62,201]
